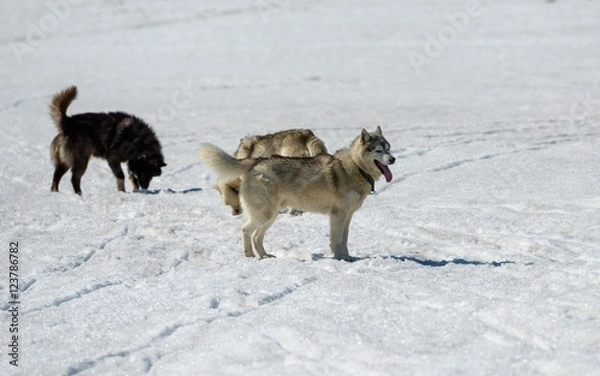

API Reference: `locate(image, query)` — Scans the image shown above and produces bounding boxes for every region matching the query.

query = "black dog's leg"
[108,159,126,192]
[129,170,140,191]
[70,160,89,195]
[129,174,140,191]
[51,163,69,192]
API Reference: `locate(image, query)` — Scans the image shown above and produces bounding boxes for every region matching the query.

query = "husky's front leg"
[329,211,351,260]
[342,213,353,252]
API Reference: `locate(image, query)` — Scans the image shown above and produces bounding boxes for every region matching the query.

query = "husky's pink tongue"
[375,161,393,182]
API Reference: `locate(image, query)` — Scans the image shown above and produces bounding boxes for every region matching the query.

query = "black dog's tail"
[49,86,78,133]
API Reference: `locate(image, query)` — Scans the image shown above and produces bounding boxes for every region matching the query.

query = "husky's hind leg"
[240,176,278,258]
[252,214,277,259]
[51,163,69,192]
[241,211,277,258]
[242,220,258,257]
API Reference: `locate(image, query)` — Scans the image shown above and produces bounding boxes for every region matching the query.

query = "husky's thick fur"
[199,126,395,260]
[215,129,327,215]
[49,86,166,194]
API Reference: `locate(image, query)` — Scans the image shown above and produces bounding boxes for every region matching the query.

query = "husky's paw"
[286,208,303,216]
[335,254,360,262]
[260,253,276,259]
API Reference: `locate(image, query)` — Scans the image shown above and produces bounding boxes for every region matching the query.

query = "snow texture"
[1,0,599,375]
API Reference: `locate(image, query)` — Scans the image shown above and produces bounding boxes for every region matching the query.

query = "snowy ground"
[1,0,599,375]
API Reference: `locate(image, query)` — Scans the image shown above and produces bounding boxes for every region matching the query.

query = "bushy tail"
[198,143,255,182]
[305,131,328,156]
[49,86,78,133]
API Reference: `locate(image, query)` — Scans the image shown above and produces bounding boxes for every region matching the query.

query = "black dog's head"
[128,154,167,190]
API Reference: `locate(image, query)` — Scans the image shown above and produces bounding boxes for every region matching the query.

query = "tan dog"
[199,127,395,261]
[215,129,327,215]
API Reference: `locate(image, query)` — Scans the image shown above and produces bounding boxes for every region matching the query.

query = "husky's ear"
[360,129,371,144]
[374,126,383,136]
[212,184,221,193]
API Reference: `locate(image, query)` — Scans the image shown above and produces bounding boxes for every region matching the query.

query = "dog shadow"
[310,253,517,266]
[134,187,203,195]
[385,255,516,267]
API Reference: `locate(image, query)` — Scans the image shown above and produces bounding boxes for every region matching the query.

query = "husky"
[215,129,327,215]
[199,126,395,261]
[49,86,166,195]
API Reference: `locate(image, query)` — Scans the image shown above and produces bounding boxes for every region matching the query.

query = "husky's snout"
[384,154,396,165]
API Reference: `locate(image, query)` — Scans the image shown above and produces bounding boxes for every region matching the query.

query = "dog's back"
[234,129,327,159]
[216,129,328,215]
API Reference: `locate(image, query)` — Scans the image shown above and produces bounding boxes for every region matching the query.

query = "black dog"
[49,86,166,194]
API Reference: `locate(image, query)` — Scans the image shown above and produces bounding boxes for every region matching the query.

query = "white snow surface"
[1,0,600,375]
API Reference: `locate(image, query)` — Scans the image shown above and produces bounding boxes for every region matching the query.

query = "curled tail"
[198,143,255,182]
[305,131,328,156]
[49,86,78,133]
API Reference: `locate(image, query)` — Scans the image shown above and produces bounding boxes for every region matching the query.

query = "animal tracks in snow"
[25,280,124,314]
[37,226,129,277]
[257,277,318,306]
[63,276,318,375]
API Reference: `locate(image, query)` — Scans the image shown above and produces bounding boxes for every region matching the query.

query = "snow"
[1,0,599,375]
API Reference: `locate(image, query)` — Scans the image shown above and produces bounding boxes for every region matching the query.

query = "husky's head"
[358,126,396,182]
[128,154,167,190]
[214,180,242,216]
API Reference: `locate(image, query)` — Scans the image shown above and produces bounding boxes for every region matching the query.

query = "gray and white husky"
[215,129,327,215]
[199,126,395,261]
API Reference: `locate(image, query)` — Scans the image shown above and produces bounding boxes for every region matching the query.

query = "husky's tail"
[305,130,328,156]
[198,143,256,182]
[49,86,78,133]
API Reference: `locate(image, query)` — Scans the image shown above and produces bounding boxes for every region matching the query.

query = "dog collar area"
[358,168,375,194]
